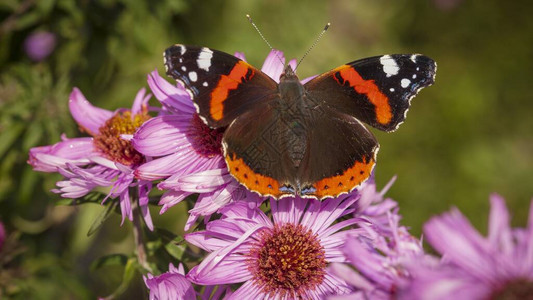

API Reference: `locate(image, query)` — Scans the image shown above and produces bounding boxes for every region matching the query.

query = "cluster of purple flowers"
[29,50,533,299]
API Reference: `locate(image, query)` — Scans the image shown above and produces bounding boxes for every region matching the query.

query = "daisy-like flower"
[184,195,367,299]
[353,175,399,227]
[28,88,154,230]
[133,50,301,230]
[329,211,424,299]
[144,263,196,300]
[399,194,533,300]
[144,263,233,300]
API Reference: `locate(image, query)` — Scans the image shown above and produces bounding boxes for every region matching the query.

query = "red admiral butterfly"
[163,45,436,200]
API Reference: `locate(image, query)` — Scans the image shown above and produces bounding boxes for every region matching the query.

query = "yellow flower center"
[94,110,150,167]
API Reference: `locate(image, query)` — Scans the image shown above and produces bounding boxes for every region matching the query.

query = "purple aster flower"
[28,88,155,230]
[133,50,298,230]
[353,175,399,227]
[329,211,424,299]
[184,195,366,299]
[0,221,5,252]
[144,263,196,300]
[144,263,233,300]
[24,31,57,61]
[400,194,533,300]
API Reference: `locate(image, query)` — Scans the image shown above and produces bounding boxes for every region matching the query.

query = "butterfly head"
[280,64,299,82]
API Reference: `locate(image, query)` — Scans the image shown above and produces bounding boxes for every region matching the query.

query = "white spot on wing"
[410,54,418,63]
[178,45,186,55]
[412,74,417,79]
[390,88,395,92]
[380,55,399,77]
[203,82,208,87]
[181,66,186,71]
[188,71,197,82]
[401,78,411,88]
[197,48,213,71]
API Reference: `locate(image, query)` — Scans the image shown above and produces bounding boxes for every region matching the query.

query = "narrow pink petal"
[261,49,285,82]
[133,115,193,156]
[329,263,375,291]
[159,190,191,214]
[119,188,133,225]
[301,74,318,84]
[135,151,199,181]
[188,183,239,216]
[424,209,495,283]
[219,201,271,228]
[233,52,246,61]
[271,196,307,225]
[526,199,533,274]
[166,168,230,193]
[488,193,512,254]
[227,280,264,300]
[139,181,154,231]
[131,88,150,115]
[187,256,252,285]
[185,231,236,252]
[147,70,195,114]
[68,87,113,135]
[288,58,297,72]
[28,137,95,172]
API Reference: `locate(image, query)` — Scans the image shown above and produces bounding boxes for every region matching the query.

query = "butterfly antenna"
[295,22,330,72]
[246,14,284,65]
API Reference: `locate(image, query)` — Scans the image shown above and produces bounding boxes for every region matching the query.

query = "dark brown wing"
[296,106,379,200]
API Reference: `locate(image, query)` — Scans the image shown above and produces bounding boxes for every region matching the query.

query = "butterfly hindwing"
[164,45,278,128]
[297,107,379,199]
[222,100,298,199]
[304,54,436,132]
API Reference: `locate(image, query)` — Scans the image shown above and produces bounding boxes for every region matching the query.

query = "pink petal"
[424,209,495,283]
[233,52,246,61]
[187,256,252,285]
[135,151,200,181]
[28,137,95,172]
[68,88,113,135]
[228,280,264,300]
[147,70,195,115]
[488,193,512,254]
[133,115,193,157]
[131,88,150,115]
[159,190,191,213]
[329,263,375,291]
[261,49,285,82]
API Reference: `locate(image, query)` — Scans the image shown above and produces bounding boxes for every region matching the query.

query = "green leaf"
[0,122,24,158]
[164,239,186,261]
[103,257,139,299]
[91,254,129,271]
[87,200,117,236]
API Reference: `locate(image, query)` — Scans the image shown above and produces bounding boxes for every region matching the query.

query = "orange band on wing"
[225,153,283,198]
[333,65,392,125]
[311,156,375,199]
[210,61,254,121]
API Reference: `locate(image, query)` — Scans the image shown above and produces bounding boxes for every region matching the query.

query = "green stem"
[131,189,152,273]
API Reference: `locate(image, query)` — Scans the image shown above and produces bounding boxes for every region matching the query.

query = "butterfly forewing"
[304,54,436,132]
[164,45,278,128]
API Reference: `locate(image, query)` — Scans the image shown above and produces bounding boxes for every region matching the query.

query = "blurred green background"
[1,0,532,298]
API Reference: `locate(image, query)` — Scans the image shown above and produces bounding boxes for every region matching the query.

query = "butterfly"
[163,45,436,200]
